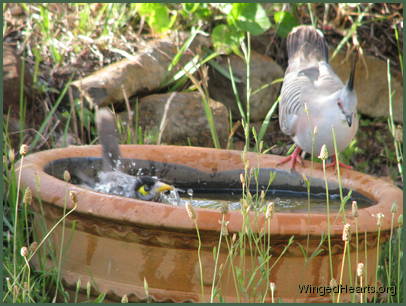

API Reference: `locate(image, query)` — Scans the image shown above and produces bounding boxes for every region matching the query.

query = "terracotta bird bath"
[18,145,402,302]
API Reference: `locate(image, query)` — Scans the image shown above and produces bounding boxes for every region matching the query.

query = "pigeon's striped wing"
[315,62,344,93]
[279,69,314,137]
[279,61,344,137]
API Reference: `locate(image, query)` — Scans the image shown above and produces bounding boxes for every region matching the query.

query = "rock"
[132,92,229,147]
[3,44,31,117]
[330,52,403,123]
[71,33,210,107]
[55,133,81,148]
[208,51,283,121]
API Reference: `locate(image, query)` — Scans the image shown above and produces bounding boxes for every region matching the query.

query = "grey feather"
[279,26,343,137]
[95,108,122,171]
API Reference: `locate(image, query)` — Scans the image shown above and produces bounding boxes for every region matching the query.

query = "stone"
[132,92,230,147]
[3,44,31,116]
[208,51,283,122]
[71,33,210,107]
[330,51,403,123]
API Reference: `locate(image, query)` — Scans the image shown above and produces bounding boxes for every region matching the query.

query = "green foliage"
[211,24,244,56]
[212,3,271,55]
[273,11,299,37]
[135,3,174,34]
[181,3,212,20]
[134,3,272,56]
[228,3,271,36]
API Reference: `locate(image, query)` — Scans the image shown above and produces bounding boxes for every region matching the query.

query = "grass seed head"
[240,173,245,185]
[265,202,274,220]
[143,277,149,297]
[29,241,38,253]
[69,190,78,205]
[232,233,237,244]
[86,281,91,297]
[20,144,29,156]
[63,170,71,182]
[121,294,129,303]
[8,148,15,163]
[376,213,384,227]
[219,219,229,236]
[342,223,351,241]
[20,246,29,257]
[357,262,364,277]
[13,285,20,297]
[395,125,403,143]
[352,201,358,217]
[260,190,266,202]
[23,187,32,206]
[220,203,229,215]
[186,202,196,220]
[391,201,398,213]
[318,144,328,160]
[330,278,338,287]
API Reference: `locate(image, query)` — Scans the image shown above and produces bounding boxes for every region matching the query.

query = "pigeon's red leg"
[277,147,303,170]
[325,155,352,169]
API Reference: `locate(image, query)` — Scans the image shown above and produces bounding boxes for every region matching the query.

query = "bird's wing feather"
[279,67,317,136]
[279,60,346,137]
[315,61,343,92]
[96,108,122,171]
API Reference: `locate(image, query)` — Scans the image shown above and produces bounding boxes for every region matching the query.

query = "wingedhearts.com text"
[298,284,396,297]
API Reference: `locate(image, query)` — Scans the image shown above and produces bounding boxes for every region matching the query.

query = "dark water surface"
[45,157,375,213]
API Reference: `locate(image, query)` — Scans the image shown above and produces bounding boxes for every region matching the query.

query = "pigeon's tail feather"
[96,108,122,171]
[287,25,329,62]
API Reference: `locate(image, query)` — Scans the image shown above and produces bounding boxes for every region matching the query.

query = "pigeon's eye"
[337,100,343,109]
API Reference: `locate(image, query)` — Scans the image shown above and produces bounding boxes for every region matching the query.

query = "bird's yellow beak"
[154,182,174,193]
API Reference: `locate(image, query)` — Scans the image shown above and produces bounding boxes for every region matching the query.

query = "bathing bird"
[92,108,173,201]
[278,25,358,170]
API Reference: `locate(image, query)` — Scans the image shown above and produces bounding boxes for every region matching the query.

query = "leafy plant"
[135,3,175,34]
[211,3,271,56]
[273,11,299,37]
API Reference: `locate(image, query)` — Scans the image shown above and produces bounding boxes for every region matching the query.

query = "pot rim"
[18,145,402,236]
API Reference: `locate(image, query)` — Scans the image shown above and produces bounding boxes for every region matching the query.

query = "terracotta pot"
[18,145,402,302]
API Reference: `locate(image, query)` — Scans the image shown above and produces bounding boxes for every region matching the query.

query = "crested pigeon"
[278,25,358,170]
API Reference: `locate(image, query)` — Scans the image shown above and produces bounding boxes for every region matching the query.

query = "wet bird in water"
[278,25,359,170]
[89,108,174,201]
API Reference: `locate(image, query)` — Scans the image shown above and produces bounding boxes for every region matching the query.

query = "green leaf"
[209,3,233,15]
[211,24,244,55]
[135,3,155,16]
[274,11,299,37]
[180,3,211,20]
[228,3,271,36]
[183,3,200,13]
[135,3,171,33]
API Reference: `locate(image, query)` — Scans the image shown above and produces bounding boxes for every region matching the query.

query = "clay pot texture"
[18,145,402,302]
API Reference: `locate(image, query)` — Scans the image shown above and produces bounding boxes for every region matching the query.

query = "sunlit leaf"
[274,11,299,37]
[135,3,171,33]
[229,3,271,35]
[212,24,244,55]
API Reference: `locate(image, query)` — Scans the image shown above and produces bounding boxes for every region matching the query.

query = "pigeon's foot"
[325,155,353,169]
[277,147,303,171]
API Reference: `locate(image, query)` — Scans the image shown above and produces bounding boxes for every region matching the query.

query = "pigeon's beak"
[154,182,174,193]
[346,113,353,127]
